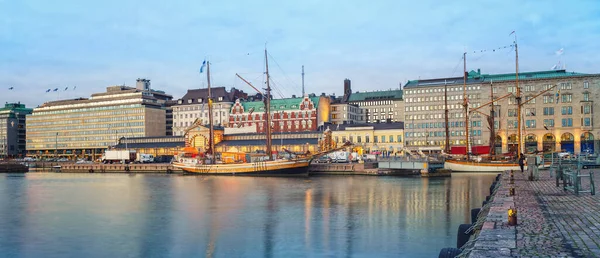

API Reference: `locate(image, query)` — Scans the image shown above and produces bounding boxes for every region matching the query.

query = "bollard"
[508,207,517,226]
[509,170,514,184]
[509,187,515,196]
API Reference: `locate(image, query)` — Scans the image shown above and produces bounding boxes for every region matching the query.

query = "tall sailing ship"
[173,49,337,175]
[444,33,555,172]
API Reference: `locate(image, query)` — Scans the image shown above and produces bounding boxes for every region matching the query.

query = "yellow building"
[26,83,172,160]
[329,122,404,156]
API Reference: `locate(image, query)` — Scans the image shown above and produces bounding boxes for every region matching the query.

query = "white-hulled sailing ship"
[444,33,555,172]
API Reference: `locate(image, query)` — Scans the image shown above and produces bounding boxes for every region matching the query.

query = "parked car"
[314,156,332,163]
[154,155,174,163]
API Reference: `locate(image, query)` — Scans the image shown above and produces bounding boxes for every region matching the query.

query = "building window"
[508,97,516,105]
[374,136,378,143]
[525,120,536,128]
[508,120,517,129]
[561,94,572,103]
[381,136,386,143]
[366,136,370,143]
[389,135,394,143]
[397,135,402,142]
[584,117,592,127]
[525,108,536,116]
[543,95,554,104]
[561,106,572,115]
[508,109,517,117]
[357,136,362,143]
[584,92,590,101]
[543,107,554,116]
[560,82,572,90]
[524,85,535,92]
[584,81,589,89]
[543,119,554,128]
[525,96,536,104]
[562,118,573,127]
[584,105,591,114]
[508,86,516,93]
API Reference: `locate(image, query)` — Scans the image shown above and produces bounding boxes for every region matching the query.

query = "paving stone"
[468,169,600,257]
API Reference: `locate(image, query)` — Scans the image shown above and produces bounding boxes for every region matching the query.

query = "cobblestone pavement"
[525,169,600,257]
[468,169,600,257]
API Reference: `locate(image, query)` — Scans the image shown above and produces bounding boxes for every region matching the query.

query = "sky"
[1,0,599,107]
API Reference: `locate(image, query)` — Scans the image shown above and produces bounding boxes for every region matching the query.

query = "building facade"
[330,101,364,124]
[403,69,600,155]
[26,84,172,160]
[341,79,404,123]
[328,122,404,155]
[0,103,32,158]
[229,95,331,133]
[172,87,248,136]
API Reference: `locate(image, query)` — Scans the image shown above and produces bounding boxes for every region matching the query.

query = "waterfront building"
[172,87,248,136]
[228,95,331,133]
[403,69,600,154]
[328,122,404,155]
[0,103,32,158]
[330,98,365,125]
[341,79,404,123]
[116,130,319,156]
[26,82,172,160]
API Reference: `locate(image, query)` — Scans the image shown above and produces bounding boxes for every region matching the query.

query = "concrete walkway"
[465,169,599,257]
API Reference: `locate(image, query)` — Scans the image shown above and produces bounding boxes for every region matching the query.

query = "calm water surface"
[0,173,495,258]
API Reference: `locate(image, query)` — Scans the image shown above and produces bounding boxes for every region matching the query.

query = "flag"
[556,48,564,56]
[46,89,51,93]
[509,30,515,36]
[556,89,560,103]
[53,88,58,92]
[73,86,77,90]
[64,86,69,91]
[199,60,206,73]
[8,87,13,90]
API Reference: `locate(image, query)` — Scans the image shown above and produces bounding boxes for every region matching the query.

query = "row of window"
[27,116,145,127]
[404,130,482,138]
[406,140,482,146]
[350,101,399,108]
[405,86,480,95]
[27,122,145,132]
[335,135,403,144]
[28,107,145,121]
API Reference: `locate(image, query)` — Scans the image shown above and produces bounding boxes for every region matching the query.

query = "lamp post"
[55,132,58,160]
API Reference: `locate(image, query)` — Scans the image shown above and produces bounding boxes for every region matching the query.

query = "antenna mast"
[302,65,305,96]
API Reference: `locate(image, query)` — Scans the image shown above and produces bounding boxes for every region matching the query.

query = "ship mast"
[462,52,469,160]
[514,33,522,159]
[264,49,273,161]
[206,61,215,162]
[444,80,450,153]
[489,80,496,156]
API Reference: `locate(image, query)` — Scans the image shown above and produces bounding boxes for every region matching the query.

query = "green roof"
[0,103,32,114]
[404,69,595,88]
[347,89,403,102]
[481,70,589,82]
[239,96,321,111]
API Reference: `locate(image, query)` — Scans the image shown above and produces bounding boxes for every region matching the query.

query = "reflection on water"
[0,173,495,258]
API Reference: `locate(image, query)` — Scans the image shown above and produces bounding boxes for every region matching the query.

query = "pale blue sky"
[1,0,599,107]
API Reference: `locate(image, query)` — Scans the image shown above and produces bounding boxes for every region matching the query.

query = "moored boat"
[444,159,523,172]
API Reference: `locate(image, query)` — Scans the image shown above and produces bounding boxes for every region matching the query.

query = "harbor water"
[0,173,495,257]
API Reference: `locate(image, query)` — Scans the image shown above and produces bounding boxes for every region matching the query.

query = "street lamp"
[55,132,58,160]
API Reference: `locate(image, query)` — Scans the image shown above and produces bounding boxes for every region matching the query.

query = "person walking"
[518,154,525,173]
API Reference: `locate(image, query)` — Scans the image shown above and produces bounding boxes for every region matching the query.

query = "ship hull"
[172,159,310,176]
[444,160,524,172]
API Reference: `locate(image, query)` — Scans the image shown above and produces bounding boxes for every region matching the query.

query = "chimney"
[136,78,151,91]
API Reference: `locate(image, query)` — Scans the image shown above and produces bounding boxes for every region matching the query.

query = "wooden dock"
[0,163,29,173]
[28,163,182,174]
